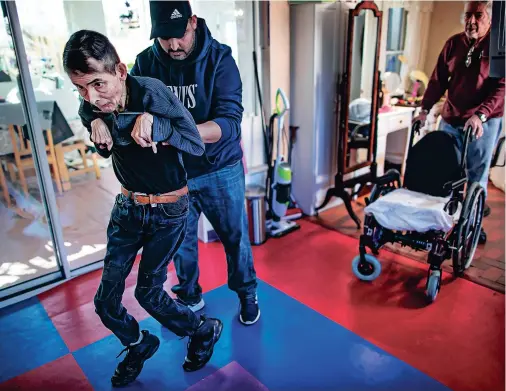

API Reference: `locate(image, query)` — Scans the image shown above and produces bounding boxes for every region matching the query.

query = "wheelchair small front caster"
[352,254,381,281]
[426,269,441,303]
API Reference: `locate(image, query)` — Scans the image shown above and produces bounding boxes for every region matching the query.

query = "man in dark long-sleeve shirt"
[63,30,223,387]
[416,0,504,244]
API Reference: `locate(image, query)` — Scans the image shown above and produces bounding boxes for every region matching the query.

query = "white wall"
[63,1,107,36]
[268,0,291,161]
[424,1,464,77]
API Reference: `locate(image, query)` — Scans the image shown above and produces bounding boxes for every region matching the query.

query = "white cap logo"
[171,9,182,19]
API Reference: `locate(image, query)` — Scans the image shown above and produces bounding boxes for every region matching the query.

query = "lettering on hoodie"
[167,84,198,109]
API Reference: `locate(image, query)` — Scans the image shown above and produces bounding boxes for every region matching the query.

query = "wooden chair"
[0,160,11,208]
[56,140,101,189]
[5,124,63,196]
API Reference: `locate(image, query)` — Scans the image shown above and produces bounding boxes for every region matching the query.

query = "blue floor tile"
[73,281,451,391]
[0,296,69,382]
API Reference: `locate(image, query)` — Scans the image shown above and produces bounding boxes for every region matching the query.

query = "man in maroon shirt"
[415,0,505,244]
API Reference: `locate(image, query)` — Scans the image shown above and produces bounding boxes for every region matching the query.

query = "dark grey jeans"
[94,193,200,346]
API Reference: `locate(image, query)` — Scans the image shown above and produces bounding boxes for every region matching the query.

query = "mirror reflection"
[347,9,379,168]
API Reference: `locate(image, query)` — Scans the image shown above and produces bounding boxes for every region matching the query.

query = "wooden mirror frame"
[339,0,382,175]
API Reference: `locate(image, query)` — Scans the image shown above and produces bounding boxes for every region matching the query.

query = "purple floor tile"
[185,361,269,391]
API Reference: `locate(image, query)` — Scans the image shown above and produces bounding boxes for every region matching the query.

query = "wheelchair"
[351,121,485,303]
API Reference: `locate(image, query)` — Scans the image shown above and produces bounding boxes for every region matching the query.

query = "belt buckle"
[131,191,145,206]
[149,194,157,208]
[133,194,142,206]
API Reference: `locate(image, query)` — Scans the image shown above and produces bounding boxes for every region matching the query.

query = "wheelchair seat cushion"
[364,188,460,233]
[403,131,462,197]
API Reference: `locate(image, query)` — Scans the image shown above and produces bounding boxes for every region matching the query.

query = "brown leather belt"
[121,186,188,205]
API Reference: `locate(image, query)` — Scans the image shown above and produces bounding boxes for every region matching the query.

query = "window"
[189,0,257,115]
[385,7,408,74]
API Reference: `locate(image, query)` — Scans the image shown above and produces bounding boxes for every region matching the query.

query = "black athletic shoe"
[111,330,160,387]
[239,295,261,325]
[479,228,487,245]
[484,204,491,218]
[183,316,223,372]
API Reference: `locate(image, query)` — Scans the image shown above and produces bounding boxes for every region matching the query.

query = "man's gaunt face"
[70,59,128,113]
[464,2,491,41]
[157,16,198,61]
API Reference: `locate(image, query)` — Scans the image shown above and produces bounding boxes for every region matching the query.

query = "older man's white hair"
[462,0,493,23]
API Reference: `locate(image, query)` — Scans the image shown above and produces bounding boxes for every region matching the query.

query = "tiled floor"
[310,184,505,293]
[0,220,504,391]
[0,167,119,289]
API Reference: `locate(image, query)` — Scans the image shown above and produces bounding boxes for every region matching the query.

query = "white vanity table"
[345,105,416,184]
[376,106,416,177]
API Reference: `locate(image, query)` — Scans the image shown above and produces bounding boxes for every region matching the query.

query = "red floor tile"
[0,354,92,391]
[252,220,505,391]
[45,242,228,351]
[50,285,148,352]
[39,241,228,319]
[38,263,141,318]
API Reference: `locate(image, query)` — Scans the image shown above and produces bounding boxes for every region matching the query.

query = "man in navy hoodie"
[131,0,260,325]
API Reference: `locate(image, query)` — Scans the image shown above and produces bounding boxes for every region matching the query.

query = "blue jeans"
[94,193,200,346]
[439,117,503,198]
[172,161,258,302]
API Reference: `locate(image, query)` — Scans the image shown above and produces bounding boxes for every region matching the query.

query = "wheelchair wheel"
[352,254,381,281]
[426,269,441,303]
[452,182,485,276]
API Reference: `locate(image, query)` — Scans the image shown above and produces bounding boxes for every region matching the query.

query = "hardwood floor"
[309,184,505,293]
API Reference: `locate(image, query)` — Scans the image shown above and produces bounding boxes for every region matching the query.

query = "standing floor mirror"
[315,0,382,228]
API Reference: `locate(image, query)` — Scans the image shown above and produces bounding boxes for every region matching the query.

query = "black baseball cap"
[149,1,193,40]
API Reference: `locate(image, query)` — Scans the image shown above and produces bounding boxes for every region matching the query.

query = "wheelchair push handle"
[409,119,423,150]
[461,125,474,169]
[463,124,474,142]
[412,119,422,135]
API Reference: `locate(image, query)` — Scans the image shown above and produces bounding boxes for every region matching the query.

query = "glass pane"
[386,8,407,52]
[11,0,258,273]
[0,3,64,292]
[385,53,402,74]
[190,0,256,114]
[15,0,118,272]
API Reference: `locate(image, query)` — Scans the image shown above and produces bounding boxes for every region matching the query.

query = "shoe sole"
[239,309,261,326]
[183,321,223,372]
[111,339,160,387]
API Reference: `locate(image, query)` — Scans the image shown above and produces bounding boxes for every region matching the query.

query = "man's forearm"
[197,121,222,143]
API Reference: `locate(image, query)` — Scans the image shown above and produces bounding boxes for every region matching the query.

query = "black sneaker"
[111,330,160,387]
[183,316,223,372]
[239,295,261,325]
[484,204,491,218]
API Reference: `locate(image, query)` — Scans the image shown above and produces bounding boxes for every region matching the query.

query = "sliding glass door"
[0,0,263,305]
[0,1,69,303]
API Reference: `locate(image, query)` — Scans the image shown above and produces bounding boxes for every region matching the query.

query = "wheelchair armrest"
[443,177,467,193]
[376,169,402,187]
[367,169,402,205]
